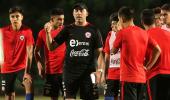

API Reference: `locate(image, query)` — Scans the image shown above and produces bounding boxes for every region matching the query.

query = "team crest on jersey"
[85,32,91,38]
[20,35,25,40]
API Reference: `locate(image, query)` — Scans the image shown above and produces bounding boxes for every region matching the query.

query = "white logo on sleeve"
[20,35,25,40]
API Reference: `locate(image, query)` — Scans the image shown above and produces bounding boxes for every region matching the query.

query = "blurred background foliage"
[0,0,170,95]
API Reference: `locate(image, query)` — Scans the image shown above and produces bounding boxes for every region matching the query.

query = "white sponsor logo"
[70,39,89,47]
[109,50,120,68]
[85,32,91,38]
[20,35,25,40]
[70,49,89,57]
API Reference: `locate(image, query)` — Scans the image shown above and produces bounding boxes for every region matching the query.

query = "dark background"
[0,0,170,95]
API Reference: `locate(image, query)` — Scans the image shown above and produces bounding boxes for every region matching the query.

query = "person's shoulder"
[86,23,98,30]
[131,26,146,33]
[1,25,11,31]
[22,25,31,29]
[22,25,32,32]
[65,23,76,28]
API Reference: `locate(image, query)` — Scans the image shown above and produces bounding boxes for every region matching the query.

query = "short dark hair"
[118,6,134,22]
[50,8,64,16]
[161,3,170,11]
[109,12,118,23]
[73,2,88,11]
[153,7,161,14]
[9,6,23,15]
[141,9,155,26]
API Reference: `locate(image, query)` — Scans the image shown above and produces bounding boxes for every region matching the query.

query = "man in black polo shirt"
[44,2,105,100]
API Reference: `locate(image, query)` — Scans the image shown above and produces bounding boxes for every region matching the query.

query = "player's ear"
[21,14,24,20]
[86,11,89,17]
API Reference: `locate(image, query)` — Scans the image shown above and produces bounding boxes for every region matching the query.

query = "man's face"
[118,15,123,28]
[111,21,118,32]
[161,10,170,25]
[9,12,23,26]
[50,15,64,27]
[73,8,88,23]
[154,13,164,27]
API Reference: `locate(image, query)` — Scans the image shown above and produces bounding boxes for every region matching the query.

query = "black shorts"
[147,74,170,100]
[1,69,25,95]
[121,82,146,100]
[63,69,96,100]
[43,73,63,97]
[105,79,120,97]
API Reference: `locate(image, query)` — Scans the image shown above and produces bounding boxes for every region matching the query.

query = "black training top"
[54,23,103,71]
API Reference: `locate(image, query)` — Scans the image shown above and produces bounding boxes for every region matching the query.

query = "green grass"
[0,96,104,100]
[0,96,49,100]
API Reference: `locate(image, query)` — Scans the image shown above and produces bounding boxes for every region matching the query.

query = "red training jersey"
[1,25,34,73]
[113,26,157,83]
[36,26,65,74]
[104,31,120,80]
[146,27,170,80]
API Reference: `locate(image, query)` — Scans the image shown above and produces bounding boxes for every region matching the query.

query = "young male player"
[141,9,170,100]
[111,6,161,100]
[104,13,120,100]
[34,8,65,100]
[1,6,34,100]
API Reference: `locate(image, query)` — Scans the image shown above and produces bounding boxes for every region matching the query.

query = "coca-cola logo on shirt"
[70,49,89,57]
[70,39,89,47]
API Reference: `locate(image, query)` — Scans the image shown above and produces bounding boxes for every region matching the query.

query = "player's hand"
[23,73,32,83]
[144,65,151,71]
[37,61,45,79]
[94,71,102,84]
[44,22,52,33]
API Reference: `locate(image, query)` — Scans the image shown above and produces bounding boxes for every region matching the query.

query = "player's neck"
[122,21,134,29]
[75,20,87,26]
[144,24,155,30]
[12,23,22,31]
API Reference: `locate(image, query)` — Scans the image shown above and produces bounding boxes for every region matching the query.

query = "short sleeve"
[148,36,158,49]
[94,29,103,49]
[36,30,44,48]
[26,29,34,46]
[103,32,111,54]
[113,30,122,49]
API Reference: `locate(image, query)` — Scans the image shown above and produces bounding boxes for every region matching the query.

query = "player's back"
[120,25,148,83]
[147,27,170,76]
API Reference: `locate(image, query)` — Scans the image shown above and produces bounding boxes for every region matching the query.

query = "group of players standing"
[1,2,170,100]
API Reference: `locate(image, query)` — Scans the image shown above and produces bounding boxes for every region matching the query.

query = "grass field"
[0,96,104,100]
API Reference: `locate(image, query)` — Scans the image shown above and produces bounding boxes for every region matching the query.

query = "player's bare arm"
[34,46,45,78]
[24,45,33,82]
[44,22,59,51]
[95,47,105,83]
[145,45,161,70]
[111,47,119,55]
[104,53,110,78]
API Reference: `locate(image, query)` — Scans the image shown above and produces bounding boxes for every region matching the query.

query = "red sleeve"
[36,30,44,48]
[26,29,34,46]
[148,36,158,49]
[113,30,122,49]
[103,32,111,54]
